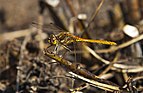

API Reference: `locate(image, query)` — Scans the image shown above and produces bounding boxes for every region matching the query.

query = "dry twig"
[0,28,34,43]
[16,31,31,93]
[99,52,120,77]
[43,50,124,92]
[83,44,143,73]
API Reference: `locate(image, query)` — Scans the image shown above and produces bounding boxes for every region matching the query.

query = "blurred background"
[0,0,143,93]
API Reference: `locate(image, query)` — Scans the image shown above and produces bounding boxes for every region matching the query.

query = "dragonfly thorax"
[48,33,74,46]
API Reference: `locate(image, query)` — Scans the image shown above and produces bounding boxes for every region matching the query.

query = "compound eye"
[48,34,57,45]
[47,38,51,43]
[50,34,55,38]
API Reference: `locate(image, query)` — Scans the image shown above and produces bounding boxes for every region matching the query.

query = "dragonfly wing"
[32,22,67,34]
[32,22,72,51]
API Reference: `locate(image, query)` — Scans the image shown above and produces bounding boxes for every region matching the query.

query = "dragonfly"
[33,23,117,52]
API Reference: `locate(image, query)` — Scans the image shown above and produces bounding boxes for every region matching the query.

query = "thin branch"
[44,50,123,92]
[88,0,105,26]
[0,28,34,43]
[16,31,31,93]
[99,52,120,77]
[65,0,76,16]
[83,44,143,73]
[82,0,105,36]
[69,72,119,92]
[37,14,44,49]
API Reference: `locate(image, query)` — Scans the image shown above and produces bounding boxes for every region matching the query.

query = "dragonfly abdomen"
[76,39,117,45]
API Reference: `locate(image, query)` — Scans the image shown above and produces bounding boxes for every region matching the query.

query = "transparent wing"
[31,22,68,35]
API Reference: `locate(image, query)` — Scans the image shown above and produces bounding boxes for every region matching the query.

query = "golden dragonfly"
[47,23,116,50]
[33,23,117,52]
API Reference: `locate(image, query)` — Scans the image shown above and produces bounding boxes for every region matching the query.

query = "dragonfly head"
[48,34,57,45]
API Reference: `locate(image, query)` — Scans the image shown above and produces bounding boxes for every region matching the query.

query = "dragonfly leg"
[44,44,53,53]
[62,45,71,52]
[60,50,68,59]
[53,44,59,54]
[47,44,53,49]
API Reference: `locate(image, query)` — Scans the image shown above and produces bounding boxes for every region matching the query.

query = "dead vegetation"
[0,0,143,93]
